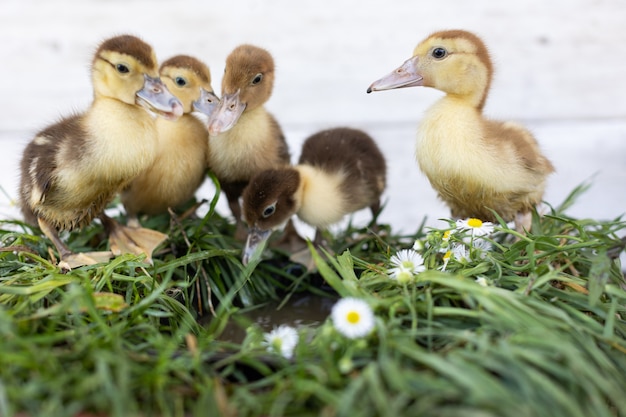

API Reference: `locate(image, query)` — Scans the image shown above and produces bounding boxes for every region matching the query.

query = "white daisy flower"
[475,277,488,287]
[472,237,493,258]
[262,325,298,359]
[388,265,415,284]
[438,230,452,253]
[389,249,426,275]
[331,297,375,339]
[455,218,495,237]
[440,250,452,271]
[451,243,470,263]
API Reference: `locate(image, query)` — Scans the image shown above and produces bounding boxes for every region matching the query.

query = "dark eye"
[262,203,276,218]
[432,48,447,59]
[175,77,187,87]
[116,64,129,74]
[251,73,263,85]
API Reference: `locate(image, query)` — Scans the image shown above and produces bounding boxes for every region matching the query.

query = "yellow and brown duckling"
[199,44,290,239]
[241,127,386,265]
[120,54,219,226]
[368,29,554,230]
[19,34,183,269]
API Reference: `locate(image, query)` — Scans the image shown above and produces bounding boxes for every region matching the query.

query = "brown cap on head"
[242,168,300,231]
[222,44,275,107]
[160,55,211,85]
[93,34,157,70]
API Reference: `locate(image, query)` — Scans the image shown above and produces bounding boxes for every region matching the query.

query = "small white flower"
[388,266,415,284]
[331,297,375,339]
[440,250,452,271]
[438,230,452,253]
[475,277,488,287]
[455,218,495,237]
[472,237,493,258]
[389,249,426,275]
[412,239,425,252]
[451,243,470,263]
[262,325,298,359]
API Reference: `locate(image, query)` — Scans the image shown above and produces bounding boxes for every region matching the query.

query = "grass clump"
[0,184,625,417]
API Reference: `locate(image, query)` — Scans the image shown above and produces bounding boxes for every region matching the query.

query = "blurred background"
[1,0,624,234]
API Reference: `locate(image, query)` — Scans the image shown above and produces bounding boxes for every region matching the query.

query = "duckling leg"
[100,214,167,265]
[222,181,248,241]
[515,211,532,234]
[369,200,382,233]
[289,228,333,273]
[37,218,112,270]
[269,219,308,254]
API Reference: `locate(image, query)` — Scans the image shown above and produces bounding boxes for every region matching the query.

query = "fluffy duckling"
[367,30,554,230]
[199,44,290,239]
[19,35,183,269]
[120,55,219,224]
[241,127,386,265]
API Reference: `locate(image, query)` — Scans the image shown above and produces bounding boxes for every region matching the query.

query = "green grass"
[0,184,625,417]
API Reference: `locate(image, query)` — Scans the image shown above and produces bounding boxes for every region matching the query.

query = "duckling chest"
[208,109,286,181]
[48,102,157,208]
[295,165,348,228]
[416,99,499,186]
[80,100,159,185]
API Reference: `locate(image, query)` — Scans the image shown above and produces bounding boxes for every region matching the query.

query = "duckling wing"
[483,120,554,178]
[20,114,83,213]
[268,112,290,164]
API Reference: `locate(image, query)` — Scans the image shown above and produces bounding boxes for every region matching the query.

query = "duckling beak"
[242,226,272,265]
[366,55,423,93]
[136,74,184,121]
[206,90,246,136]
[192,89,220,118]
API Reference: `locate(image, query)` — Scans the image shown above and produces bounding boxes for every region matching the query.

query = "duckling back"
[298,127,386,219]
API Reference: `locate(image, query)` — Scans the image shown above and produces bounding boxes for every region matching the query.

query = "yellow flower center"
[443,230,451,240]
[443,250,451,260]
[346,311,361,324]
[467,218,483,228]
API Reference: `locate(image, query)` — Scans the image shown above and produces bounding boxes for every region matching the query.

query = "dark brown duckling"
[241,127,386,265]
[19,34,183,270]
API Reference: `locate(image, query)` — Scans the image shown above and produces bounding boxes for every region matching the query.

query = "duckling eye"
[432,48,447,59]
[262,203,276,218]
[251,73,263,85]
[175,77,187,87]
[116,64,130,74]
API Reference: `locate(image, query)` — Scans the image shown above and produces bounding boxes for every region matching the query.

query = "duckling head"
[367,30,493,109]
[206,44,275,136]
[91,34,183,120]
[159,55,220,116]
[241,168,300,264]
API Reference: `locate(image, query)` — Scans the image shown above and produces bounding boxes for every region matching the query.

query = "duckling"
[19,35,183,270]
[241,127,386,265]
[120,55,219,224]
[367,30,554,230]
[199,44,290,239]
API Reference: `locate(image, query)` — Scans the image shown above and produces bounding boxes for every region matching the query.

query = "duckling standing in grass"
[367,30,554,230]
[19,35,183,270]
[120,55,219,227]
[200,44,291,240]
[241,127,386,265]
